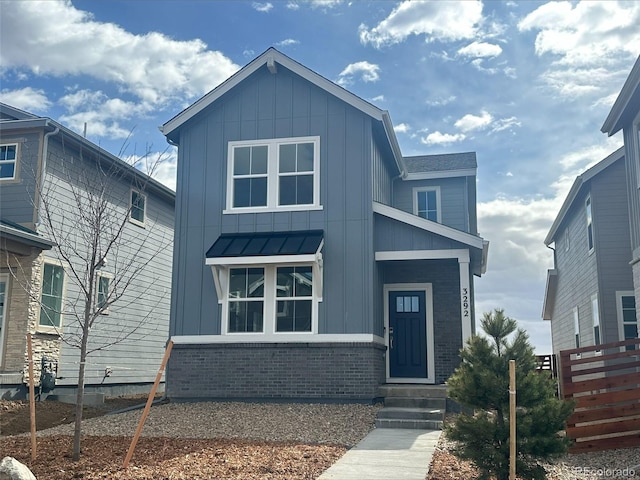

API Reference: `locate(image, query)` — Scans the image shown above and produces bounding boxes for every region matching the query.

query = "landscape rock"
[0,457,36,480]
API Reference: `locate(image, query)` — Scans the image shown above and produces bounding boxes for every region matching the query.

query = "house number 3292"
[461,288,469,317]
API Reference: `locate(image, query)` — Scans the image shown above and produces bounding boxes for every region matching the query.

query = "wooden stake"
[27,334,37,460]
[123,340,173,468]
[509,359,516,480]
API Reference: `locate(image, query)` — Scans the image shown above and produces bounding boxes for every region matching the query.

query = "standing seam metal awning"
[205,230,324,302]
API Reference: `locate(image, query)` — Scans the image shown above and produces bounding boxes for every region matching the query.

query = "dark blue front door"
[389,291,427,378]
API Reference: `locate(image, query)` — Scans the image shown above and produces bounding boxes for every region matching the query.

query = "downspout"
[36,121,60,230]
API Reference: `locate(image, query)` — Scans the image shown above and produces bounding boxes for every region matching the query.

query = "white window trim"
[37,258,66,334]
[95,272,113,315]
[224,136,321,214]
[128,189,147,227]
[383,283,435,384]
[412,186,441,222]
[591,293,601,354]
[0,273,9,367]
[217,261,322,338]
[585,195,594,254]
[0,143,19,181]
[616,290,638,342]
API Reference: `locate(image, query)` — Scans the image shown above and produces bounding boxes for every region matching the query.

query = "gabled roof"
[544,147,625,245]
[0,103,176,203]
[160,47,404,174]
[602,55,640,135]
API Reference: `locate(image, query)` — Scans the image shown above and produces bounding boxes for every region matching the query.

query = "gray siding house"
[0,103,175,397]
[602,55,640,333]
[542,148,636,354]
[161,48,489,402]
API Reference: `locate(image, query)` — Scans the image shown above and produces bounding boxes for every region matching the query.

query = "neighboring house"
[0,103,175,398]
[160,48,488,402]
[542,148,636,354]
[602,54,640,331]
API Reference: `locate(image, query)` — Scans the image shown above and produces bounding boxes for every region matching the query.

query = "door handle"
[390,336,394,349]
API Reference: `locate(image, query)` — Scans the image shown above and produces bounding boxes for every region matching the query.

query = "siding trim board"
[170,333,385,344]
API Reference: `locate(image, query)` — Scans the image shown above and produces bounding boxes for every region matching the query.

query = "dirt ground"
[0,396,346,480]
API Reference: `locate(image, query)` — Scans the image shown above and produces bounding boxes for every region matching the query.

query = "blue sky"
[1,0,639,352]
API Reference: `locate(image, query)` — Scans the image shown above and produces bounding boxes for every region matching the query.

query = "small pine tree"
[446,309,574,480]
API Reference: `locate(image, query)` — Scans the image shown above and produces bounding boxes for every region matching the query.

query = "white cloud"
[421,131,466,145]
[426,95,457,107]
[455,111,493,132]
[252,2,273,12]
[275,39,299,47]
[394,123,411,134]
[490,116,521,133]
[518,1,640,98]
[337,61,380,86]
[125,149,177,191]
[0,1,239,122]
[359,0,483,48]
[458,41,502,59]
[371,95,385,102]
[0,87,51,113]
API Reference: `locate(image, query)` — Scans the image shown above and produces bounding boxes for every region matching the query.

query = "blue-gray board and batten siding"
[166,58,473,401]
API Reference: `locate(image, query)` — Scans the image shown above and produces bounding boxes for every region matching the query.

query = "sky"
[1,0,639,353]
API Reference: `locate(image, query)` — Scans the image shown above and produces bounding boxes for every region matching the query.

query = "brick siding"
[166,341,386,402]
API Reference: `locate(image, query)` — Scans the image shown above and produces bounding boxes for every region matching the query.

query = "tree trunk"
[72,316,90,461]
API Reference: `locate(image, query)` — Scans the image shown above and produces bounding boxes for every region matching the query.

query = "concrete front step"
[375,418,444,430]
[384,396,446,409]
[378,384,448,398]
[376,407,444,421]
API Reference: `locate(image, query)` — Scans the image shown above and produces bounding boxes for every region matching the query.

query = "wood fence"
[559,337,640,453]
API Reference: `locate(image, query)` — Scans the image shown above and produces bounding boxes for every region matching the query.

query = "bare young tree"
[7,132,172,461]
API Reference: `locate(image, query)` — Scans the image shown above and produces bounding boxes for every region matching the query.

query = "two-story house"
[0,103,175,398]
[602,55,640,334]
[161,48,488,402]
[542,148,636,354]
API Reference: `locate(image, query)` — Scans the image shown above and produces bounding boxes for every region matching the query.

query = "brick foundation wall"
[166,342,386,402]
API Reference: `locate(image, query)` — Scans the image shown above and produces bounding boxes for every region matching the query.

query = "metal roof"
[206,230,324,258]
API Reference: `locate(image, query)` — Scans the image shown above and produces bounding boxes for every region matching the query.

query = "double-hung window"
[129,190,146,226]
[573,307,580,349]
[96,273,111,314]
[413,187,440,222]
[226,136,320,212]
[0,144,18,180]
[618,293,638,350]
[40,262,65,329]
[223,264,317,335]
[591,294,601,350]
[585,196,594,252]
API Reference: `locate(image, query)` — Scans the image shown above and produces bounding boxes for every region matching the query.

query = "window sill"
[128,217,146,228]
[35,327,62,336]
[223,205,323,215]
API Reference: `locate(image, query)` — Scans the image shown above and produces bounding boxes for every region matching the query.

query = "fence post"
[509,359,516,480]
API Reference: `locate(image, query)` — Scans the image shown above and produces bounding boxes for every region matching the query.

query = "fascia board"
[602,55,640,135]
[162,48,386,138]
[206,253,318,266]
[0,225,55,249]
[542,269,558,320]
[373,201,484,250]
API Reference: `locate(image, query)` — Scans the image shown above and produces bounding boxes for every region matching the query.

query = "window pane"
[229,300,264,332]
[233,178,250,207]
[247,268,264,297]
[396,297,404,312]
[131,191,145,223]
[279,144,296,173]
[276,299,311,332]
[234,147,250,175]
[229,269,247,298]
[277,267,294,297]
[250,177,267,207]
[276,301,293,331]
[624,323,638,340]
[279,176,296,205]
[427,190,436,207]
[411,296,419,313]
[297,143,314,172]
[404,296,412,312]
[417,192,426,212]
[1,145,16,161]
[594,325,601,345]
[252,146,268,174]
[0,163,15,179]
[623,309,637,322]
[296,175,313,204]
[40,264,63,327]
[294,266,313,297]
[622,296,636,309]
[427,210,437,222]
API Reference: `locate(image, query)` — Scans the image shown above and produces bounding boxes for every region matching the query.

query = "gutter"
[36,120,60,230]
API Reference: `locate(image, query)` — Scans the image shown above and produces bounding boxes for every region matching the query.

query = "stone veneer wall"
[166,342,386,402]
[0,250,62,385]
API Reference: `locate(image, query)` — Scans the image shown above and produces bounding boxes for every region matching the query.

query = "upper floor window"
[96,272,112,315]
[591,294,601,348]
[0,144,18,180]
[40,262,65,329]
[129,190,146,226]
[413,187,441,222]
[585,196,594,252]
[573,307,580,349]
[226,137,320,213]
[618,293,638,351]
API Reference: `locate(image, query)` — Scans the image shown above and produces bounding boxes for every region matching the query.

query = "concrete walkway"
[317,428,441,480]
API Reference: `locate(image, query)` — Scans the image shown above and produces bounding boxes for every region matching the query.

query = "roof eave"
[601,55,640,136]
